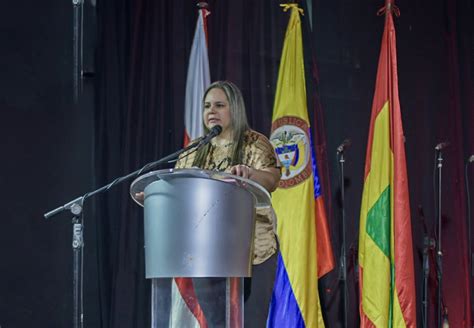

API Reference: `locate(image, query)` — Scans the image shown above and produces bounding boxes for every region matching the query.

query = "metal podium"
[130,169,271,327]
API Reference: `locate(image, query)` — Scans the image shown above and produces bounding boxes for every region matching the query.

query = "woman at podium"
[175,80,281,326]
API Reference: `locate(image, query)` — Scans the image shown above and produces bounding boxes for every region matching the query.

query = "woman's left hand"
[230,164,253,179]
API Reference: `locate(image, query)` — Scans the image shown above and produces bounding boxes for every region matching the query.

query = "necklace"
[212,141,233,148]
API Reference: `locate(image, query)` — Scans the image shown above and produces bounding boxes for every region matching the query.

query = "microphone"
[337,139,352,154]
[435,141,450,151]
[468,154,474,163]
[197,125,223,147]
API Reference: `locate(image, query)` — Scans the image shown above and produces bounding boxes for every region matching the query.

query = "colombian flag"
[358,2,416,327]
[267,4,332,327]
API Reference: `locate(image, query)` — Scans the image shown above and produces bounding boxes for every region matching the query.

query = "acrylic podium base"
[151,277,243,328]
[130,169,268,328]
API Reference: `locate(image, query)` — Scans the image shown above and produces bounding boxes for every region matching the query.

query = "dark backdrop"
[0,0,473,327]
[0,0,99,327]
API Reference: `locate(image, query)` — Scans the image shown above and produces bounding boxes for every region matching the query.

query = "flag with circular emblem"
[267,4,333,327]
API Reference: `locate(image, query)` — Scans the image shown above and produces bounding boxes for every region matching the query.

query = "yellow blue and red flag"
[268,4,333,327]
[358,2,416,327]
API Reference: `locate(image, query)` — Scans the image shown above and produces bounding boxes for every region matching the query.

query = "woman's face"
[203,87,232,137]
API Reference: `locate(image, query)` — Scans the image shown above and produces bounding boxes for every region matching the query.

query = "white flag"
[184,8,211,145]
[169,7,211,328]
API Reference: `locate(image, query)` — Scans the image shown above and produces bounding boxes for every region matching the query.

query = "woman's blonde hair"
[192,81,250,167]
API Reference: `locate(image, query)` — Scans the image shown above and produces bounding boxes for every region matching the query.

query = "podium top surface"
[130,168,271,209]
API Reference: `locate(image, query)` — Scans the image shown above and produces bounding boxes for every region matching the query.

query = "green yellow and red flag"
[358,2,417,327]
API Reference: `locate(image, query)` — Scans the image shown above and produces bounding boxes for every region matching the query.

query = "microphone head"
[469,154,474,163]
[435,141,450,151]
[195,125,223,148]
[210,125,223,136]
[337,138,352,153]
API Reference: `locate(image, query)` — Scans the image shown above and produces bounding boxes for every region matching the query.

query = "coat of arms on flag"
[270,116,311,186]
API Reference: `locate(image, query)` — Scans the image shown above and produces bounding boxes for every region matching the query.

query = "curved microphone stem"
[44,126,222,220]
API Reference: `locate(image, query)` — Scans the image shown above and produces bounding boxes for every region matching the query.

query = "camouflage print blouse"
[175,129,279,265]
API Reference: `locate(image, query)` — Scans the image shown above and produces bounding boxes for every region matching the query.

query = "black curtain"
[95,1,302,327]
[1,0,473,327]
[95,0,473,327]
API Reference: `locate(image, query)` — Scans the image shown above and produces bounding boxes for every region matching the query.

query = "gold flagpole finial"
[280,3,304,15]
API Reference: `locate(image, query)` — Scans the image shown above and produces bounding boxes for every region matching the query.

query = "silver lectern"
[130,169,271,328]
